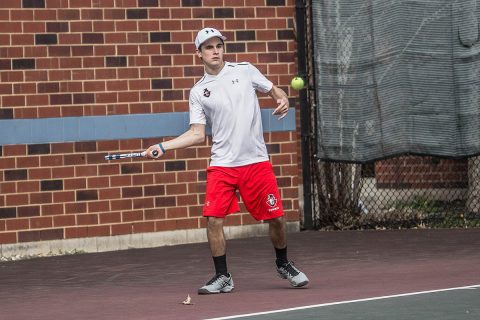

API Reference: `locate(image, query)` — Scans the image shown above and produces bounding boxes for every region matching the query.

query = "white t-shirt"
[189,62,273,167]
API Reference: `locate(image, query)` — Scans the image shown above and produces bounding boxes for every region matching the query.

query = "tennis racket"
[104,150,158,160]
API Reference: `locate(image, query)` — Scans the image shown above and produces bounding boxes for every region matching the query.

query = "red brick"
[241,214,261,225]
[155,219,176,232]
[17,181,40,193]
[93,20,115,32]
[30,192,53,204]
[30,216,53,229]
[187,182,205,194]
[0,232,17,244]
[133,198,154,209]
[122,210,143,222]
[3,95,26,107]
[186,159,208,170]
[40,155,64,167]
[166,207,188,219]
[271,154,292,165]
[175,218,199,230]
[111,199,133,211]
[99,212,122,224]
[149,8,170,19]
[145,208,165,220]
[17,156,40,168]
[6,193,29,206]
[165,184,187,195]
[75,165,98,177]
[281,187,298,199]
[77,213,98,225]
[132,221,155,234]
[97,140,119,151]
[0,83,13,95]
[51,167,75,179]
[1,182,16,194]
[0,22,22,33]
[87,177,109,189]
[51,142,73,153]
[224,214,242,226]
[99,188,121,200]
[87,200,110,213]
[177,195,198,206]
[111,223,133,236]
[87,225,111,237]
[105,32,127,43]
[188,205,203,217]
[65,227,88,239]
[64,178,87,190]
[53,215,76,227]
[38,107,61,118]
[103,9,125,20]
[65,202,87,214]
[246,19,266,30]
[1,72,23,84]
[6,218,29,231]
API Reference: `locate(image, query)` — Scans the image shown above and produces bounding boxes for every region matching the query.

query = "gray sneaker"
[277,261,309,287]
[198,273,234,294]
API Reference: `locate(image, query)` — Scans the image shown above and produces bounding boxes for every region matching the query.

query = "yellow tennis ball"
[291,76,305,90]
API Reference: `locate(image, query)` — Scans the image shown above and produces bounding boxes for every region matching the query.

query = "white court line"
[205,284,480,320]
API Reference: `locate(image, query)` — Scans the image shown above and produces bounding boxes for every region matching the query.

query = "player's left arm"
[268,85,289,120]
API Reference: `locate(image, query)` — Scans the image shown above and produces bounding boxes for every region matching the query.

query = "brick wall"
[0,0,301,246]
[375,156,468,189]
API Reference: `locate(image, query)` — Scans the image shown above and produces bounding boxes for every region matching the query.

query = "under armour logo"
[266,194,277,207]
[205,29,215,34]
[203,88,211,97]
[231,79,239,84]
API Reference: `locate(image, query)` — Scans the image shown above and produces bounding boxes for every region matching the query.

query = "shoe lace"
[281,261,300,277]
[206,274,228,285]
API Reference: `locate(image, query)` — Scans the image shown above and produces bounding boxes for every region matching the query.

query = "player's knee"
[268,216,284,228]
[207,216,224,229]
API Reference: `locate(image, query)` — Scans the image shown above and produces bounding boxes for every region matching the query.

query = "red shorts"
[203,161,284,221]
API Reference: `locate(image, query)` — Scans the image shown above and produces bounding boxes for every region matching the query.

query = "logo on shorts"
[203,88,211,97]
[266,194,277,207]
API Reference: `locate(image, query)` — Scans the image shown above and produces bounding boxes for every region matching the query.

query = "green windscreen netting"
[312,0,480,162]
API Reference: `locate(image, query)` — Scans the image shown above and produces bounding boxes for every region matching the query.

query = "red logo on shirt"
[203,88,211,97]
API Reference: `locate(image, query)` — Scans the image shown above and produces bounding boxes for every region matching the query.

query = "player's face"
[197,37,225,74]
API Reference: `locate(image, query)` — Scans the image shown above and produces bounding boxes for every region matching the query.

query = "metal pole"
[296,0,313,229]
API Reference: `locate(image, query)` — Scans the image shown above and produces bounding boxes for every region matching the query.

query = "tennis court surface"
[1,228,479,320]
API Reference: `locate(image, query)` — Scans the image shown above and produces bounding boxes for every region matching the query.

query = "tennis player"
[146,27,309,294]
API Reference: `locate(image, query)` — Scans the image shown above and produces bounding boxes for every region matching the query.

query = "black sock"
[275,246,288,267]
[213,254,228,276]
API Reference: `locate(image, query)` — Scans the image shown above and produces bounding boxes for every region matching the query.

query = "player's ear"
[195,48,202,58]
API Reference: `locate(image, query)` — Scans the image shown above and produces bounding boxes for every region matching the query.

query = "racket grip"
[152,150,159,157]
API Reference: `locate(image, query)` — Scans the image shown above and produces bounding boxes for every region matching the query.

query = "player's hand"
[145,144,164,159]
[272,96,289,120]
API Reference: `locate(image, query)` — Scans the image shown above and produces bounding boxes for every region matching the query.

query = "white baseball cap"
[195,27,227,49]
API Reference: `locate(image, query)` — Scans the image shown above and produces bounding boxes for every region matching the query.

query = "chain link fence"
[302,0,480,230]
[311,157,480,230]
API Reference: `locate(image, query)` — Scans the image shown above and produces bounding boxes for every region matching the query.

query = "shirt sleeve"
[247,63,273,94]
[189,89,207,125]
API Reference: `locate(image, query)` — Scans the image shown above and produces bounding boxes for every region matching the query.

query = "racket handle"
[152,150,159,157]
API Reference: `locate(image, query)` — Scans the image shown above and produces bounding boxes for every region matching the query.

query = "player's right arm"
[145,123,206,158]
